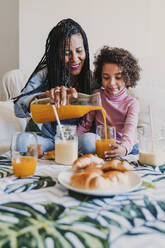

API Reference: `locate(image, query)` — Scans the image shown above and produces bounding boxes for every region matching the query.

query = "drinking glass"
[55,125,78,165]
[11,132,38,177]
[138,125,165,166]
[96,125,116,159]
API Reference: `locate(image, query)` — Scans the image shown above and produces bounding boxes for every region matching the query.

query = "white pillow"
[0,101,26,154]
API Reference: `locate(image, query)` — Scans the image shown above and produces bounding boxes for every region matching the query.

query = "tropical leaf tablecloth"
[0,156,165,248]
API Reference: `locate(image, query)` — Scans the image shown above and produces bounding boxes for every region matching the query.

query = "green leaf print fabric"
[0,157,164,247]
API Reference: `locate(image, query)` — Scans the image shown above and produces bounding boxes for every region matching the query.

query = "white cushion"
[0,101,26,154]
[0,69,28,101]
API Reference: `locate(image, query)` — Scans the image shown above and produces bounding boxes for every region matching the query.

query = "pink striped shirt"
[77,88,139,154]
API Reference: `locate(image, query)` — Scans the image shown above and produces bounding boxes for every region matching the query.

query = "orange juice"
[96,139,116,159]
[12,156,37,177]
[31,102,109,150]
[31,104,105,123]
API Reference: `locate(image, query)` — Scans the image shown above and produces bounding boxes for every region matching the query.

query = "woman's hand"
[104,144,127,160]
[37,86,78,107]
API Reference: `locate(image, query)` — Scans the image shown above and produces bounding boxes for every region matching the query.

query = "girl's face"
[101,63,125,96]
[65,33,86,76]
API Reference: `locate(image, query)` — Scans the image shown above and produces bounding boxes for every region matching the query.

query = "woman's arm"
[14,69,47,118]
[14,68,78,118]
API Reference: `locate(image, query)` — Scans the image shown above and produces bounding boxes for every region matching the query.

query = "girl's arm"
[104,98,139,159]
[120,98,139,154]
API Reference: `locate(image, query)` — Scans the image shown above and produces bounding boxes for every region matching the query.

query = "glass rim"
[96,125,115,129]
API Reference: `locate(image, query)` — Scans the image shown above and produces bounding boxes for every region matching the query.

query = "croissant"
[43,150,55,160]
[70,167,103,190]
[101,159,133,172]
[72,154,104,171]
[70,169,128,190]
[102,170,128,184]
[70,154,134,191]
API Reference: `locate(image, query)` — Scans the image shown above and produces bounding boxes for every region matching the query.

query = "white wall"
[19,0,165,89]
[1,0,164,90]
[0,0,19,82]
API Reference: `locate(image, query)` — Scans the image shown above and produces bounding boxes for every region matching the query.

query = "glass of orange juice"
[11,132,38,178]
[96,125,116,159]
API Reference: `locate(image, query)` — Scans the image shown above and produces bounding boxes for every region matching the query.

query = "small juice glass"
[11,132,38,177]
[96,125,116,159]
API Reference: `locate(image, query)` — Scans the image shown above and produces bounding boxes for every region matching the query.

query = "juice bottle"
[30,92,102,123]
[31,104,104,123]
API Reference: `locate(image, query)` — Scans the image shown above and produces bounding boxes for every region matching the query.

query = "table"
[0,155,165,248]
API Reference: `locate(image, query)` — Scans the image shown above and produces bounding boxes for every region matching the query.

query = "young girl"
[78,46,141,159]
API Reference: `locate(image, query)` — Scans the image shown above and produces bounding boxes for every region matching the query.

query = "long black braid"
[14,18,90,103]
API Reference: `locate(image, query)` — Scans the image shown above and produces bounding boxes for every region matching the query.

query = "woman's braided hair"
[93,46,141,88]
[24,18,90,94]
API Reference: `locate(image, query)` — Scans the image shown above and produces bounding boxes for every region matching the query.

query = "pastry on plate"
[101,159,133,172]
[72,154,104,171]
[43,150,55,160]
[70,167,103,190]
[70,154,133,190]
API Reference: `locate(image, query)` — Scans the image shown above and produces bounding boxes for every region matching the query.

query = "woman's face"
[65,33,86,76]
[101,63,126,96]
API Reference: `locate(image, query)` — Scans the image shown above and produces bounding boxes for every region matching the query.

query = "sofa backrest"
[0,69,29,101]
[0,101,26,154]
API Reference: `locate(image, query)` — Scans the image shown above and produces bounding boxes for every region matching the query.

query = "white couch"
[0,101,26,154]
[0,69,28,154]
[0,69,28,101]
[0,85,165,155]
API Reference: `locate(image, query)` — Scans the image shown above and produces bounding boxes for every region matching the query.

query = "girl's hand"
[37,86,78,107]
[104,144,127,160]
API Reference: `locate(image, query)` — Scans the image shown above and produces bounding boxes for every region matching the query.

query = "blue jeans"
[33,132,139,155]
[78,132,139,155]
[14,133,54,153]
[36,136,54,153]
[78,133,96,154]
[129,143,139,155]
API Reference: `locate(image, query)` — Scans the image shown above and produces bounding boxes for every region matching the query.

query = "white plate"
[58,170,141,196]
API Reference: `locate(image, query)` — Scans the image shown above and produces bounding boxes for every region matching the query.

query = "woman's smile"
[65,33,86,76]
[71,64,80,70]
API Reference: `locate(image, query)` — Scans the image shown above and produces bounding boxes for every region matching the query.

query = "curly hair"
[93,46,141,88]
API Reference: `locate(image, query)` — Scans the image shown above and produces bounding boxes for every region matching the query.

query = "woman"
[14,18,97,152]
